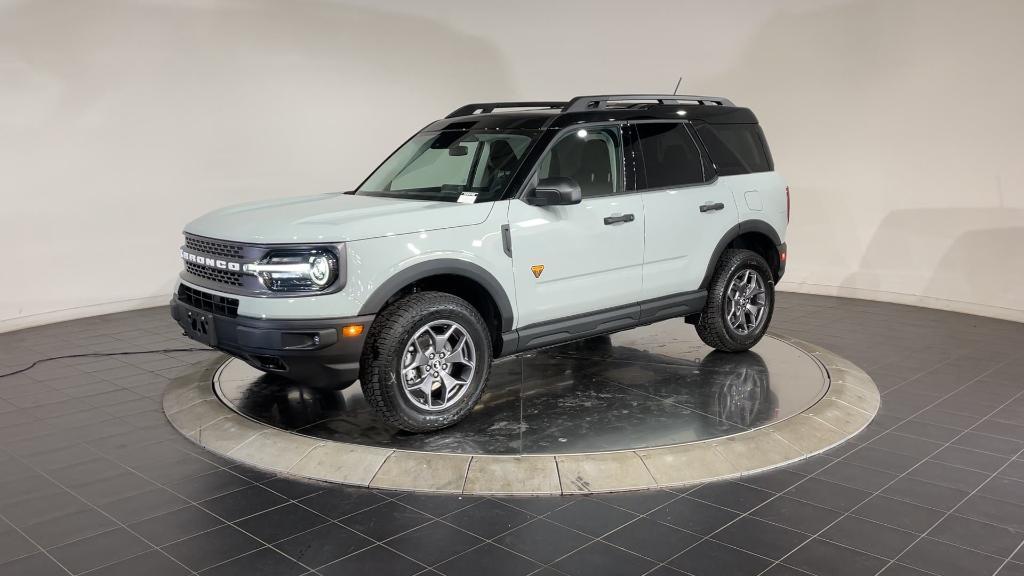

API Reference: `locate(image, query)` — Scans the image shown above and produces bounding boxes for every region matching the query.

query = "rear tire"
[359,291,492,433]
[695,249,774,352]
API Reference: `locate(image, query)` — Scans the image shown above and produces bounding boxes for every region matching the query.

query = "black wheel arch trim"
[700,220,784,289]
[357,259,515,332]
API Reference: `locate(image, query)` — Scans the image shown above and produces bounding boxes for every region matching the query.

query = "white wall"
[2,0,1022,332]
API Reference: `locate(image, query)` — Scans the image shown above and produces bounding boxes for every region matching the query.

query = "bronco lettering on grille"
[180,250,242,271]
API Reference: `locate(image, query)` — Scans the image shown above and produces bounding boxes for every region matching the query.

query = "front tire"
[695,249,775,352]
[359,291,492,433]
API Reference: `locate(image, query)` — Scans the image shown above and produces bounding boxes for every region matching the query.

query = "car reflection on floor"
[217,322,822,455]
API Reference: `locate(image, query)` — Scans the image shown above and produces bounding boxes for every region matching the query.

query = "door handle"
[603,213,635,225]
[699,202,725,213]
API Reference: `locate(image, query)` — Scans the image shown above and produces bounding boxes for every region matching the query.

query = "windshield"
[356,129,541,203]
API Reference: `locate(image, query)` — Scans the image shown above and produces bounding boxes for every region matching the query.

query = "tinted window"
[635,123,707,188]
[537,126,622,198]
[695,123,772,175]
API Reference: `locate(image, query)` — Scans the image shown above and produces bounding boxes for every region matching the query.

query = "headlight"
[309,254,332,287]
[244,249,339,292]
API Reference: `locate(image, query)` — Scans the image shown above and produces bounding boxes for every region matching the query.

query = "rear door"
[635,121,738,302]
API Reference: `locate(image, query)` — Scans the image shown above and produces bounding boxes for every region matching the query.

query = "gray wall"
[2,0,1022,331]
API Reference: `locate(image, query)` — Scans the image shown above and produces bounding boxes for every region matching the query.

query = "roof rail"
[445,101,568,119]
[562,94,735,113]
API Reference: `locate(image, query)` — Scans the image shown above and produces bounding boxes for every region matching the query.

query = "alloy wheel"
[726,269,767,335]
[400,320,477,411]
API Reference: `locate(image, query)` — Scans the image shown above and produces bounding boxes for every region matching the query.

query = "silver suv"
[172,94,789,432]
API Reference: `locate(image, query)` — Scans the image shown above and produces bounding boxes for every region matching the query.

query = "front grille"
[185,261,244,287]
[178,284,239,318]
[185,235,245,259]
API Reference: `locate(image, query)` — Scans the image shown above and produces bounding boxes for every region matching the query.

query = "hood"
[183,192,494,244]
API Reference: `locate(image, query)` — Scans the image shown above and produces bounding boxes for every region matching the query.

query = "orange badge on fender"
[530,265,545,278]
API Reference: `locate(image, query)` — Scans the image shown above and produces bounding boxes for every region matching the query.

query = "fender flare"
[357,258,515,332]
[700,220,783,289]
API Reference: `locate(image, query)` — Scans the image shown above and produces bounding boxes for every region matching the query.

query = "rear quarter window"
[695,123,773,176]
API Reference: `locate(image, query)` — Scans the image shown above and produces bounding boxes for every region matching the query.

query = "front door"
[508,124,645,334]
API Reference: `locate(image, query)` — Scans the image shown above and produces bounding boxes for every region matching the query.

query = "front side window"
[635,122,707,188]
[535,126,623,198]
[357,129,539,202]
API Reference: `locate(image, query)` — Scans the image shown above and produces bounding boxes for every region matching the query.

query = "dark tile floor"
[0,294,1021,576]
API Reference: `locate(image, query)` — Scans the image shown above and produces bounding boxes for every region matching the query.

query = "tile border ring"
[163,333,879,495]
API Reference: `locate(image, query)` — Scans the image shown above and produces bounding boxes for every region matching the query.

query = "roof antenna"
[673,76,683,95]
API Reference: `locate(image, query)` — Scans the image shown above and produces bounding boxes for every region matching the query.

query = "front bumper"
[170,297,373,386]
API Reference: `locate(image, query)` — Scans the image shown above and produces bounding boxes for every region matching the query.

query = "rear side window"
[695,123,773,175]
[634,123,707,188]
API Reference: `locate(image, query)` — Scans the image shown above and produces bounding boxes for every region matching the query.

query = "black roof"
[424,94,758,132]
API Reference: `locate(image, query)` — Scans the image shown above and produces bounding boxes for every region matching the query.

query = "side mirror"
[525,177,582,206]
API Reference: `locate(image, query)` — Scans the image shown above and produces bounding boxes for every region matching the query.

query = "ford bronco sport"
[172,94,789,432]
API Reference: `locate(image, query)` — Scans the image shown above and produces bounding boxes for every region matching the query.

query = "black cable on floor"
[0,348,214,379]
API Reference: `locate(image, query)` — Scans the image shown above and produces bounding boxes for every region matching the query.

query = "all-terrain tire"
[695,249,775,352]
[359,291,492,432]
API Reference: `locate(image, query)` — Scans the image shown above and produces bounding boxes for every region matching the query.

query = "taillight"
[785,186,791,222]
